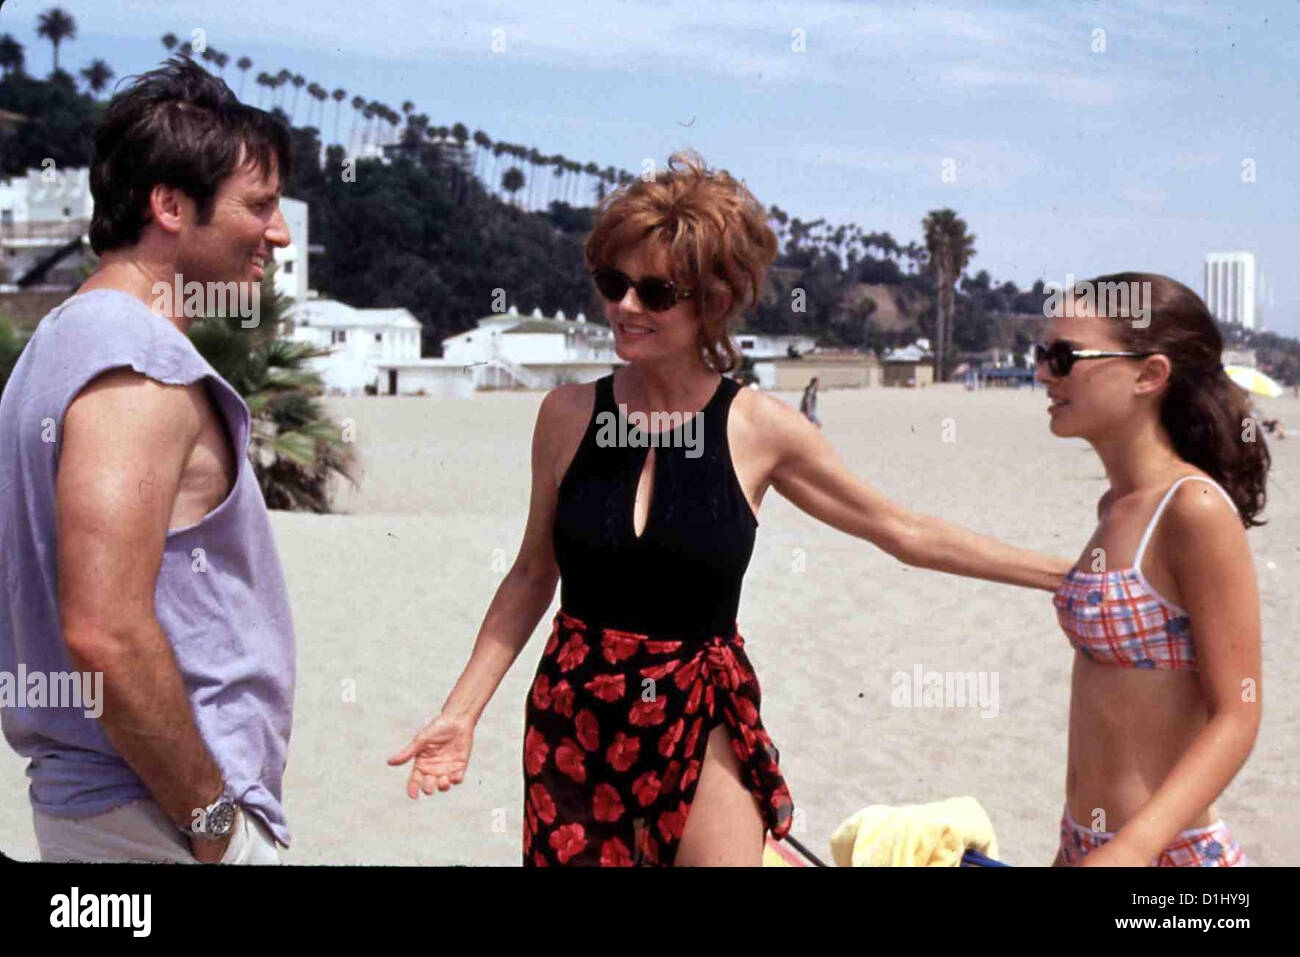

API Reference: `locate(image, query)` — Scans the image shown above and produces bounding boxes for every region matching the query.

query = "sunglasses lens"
[638,280,676,312]
[592,270,629,303]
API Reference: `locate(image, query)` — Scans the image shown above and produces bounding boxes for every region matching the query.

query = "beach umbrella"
[1225,365,1284,399]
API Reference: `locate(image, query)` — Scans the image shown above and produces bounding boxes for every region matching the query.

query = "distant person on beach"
[0,57,294,863]
[390,149,1072,867]
[1037,273,1266,867]
[799,376,821,427]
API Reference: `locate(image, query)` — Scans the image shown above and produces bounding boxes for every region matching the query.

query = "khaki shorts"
[33,798,282,864]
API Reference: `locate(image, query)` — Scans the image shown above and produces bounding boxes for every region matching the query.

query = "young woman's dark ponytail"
[1085,272,1271,527]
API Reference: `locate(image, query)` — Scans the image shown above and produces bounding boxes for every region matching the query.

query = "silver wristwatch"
[188,789,238,841]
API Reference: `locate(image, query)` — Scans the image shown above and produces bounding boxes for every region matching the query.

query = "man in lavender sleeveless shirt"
[0,57,296,863]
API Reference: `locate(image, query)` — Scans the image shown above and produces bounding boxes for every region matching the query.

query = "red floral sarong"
[522,608,794,866]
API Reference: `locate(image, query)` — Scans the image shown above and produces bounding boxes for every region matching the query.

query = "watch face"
[208,801,237,837]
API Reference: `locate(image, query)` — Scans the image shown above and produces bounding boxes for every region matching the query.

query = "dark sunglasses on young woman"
[1034,339,1157,377]
[590,268,694,313]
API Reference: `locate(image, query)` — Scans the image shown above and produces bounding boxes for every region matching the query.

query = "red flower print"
[645,640,682,654]
[600,836,634,867]
[602,631,641,664]
[556,738,587,783]
[529,782,557,824]
[530,674,552,710]
[524,727,550,775]
[632,770,662,807]
[736,697,758,725]
[585,673,626,702]
[592,783,625,822]
[557,635,589,673]
[661,759,682,794]
[657,802,688,842]
[544,621,560,656]
[673,656,702,690]
[629,697,667,727]
[533,850,549,866]
[640,660,680,681]
[550,823,587,864]
[683,717,703,755]
[607,732,641,772]
[658,717,685,757]
[551,680,575,718]
[680,759,701,791]
[575,710,600,751]
[684,679,703,714]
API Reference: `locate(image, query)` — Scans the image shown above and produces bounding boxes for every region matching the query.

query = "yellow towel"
[829,796,998,866]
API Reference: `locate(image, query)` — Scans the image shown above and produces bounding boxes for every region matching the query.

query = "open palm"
[388,714,474,798]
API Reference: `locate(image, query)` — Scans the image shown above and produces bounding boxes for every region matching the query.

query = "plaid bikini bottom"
[1060,805,1249,866]
[522,608,794,866]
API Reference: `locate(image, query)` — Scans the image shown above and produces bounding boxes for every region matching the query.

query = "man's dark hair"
[89,55,292,254]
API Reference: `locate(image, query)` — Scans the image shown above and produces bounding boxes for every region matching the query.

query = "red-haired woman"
[1040,274,1267,866]
[390,151,1071,866]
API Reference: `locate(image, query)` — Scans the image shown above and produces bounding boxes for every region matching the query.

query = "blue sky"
[6,0,1298,335]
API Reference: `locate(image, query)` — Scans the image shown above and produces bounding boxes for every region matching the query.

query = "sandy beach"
[3,382,1296,865]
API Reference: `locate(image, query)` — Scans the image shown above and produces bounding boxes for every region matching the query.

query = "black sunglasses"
[590,267,693,313]
[1034,340,1157,377]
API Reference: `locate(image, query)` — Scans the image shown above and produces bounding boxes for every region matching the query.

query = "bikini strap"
[1133,476,1238,570]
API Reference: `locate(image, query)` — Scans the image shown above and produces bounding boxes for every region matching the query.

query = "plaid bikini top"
[1053,476,1237,670]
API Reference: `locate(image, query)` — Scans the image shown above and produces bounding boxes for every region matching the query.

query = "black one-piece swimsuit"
[522,372,794,866]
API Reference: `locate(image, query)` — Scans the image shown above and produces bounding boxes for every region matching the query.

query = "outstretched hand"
[387,713,474,798]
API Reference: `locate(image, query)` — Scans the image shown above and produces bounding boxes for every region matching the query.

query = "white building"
[734,332,816,359]
[1204,252,1257,329]
[435,305,621,390]
[0,166,93,288]
[275,196,309,307]
[289,298,423,394]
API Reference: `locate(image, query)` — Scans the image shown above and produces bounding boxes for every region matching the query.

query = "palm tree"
[187,268,357,513]
[79,58,113,94]
[255,72,272,108]
[236,56,252,99]
[0,34,25,79]
[501,166,525,208]
[332,88,346,144]
[161,33,178,52]
[213,51,229,76]
[36,7,77,75]
[290,73,305,120]
[922,208,977,380]
[349,94,365,153]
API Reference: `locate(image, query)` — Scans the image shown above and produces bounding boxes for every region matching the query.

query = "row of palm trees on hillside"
[13,8,981,381]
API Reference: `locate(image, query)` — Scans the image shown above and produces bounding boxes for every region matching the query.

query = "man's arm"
[55,367,230,852]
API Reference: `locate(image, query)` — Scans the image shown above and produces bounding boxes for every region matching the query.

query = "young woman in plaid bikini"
[389,150,1072,866]
[1038,273,1268,866]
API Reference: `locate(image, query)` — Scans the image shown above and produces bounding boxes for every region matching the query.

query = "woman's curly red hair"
[584,150,778,373]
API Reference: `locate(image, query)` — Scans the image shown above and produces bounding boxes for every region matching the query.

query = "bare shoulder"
[536,380,598,484]
[65,367,204,443]
[730,384,806,438]
[1164,475,1247,555]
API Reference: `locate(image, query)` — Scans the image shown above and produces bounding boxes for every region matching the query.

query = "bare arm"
[760,393,1071,591]
[1103,487,1262,861]
[436,387,570,723]
[56,368,227,835]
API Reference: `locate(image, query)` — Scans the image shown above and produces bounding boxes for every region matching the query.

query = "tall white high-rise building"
[1204,252,1257,329]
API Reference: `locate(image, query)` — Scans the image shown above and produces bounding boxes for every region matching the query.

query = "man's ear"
[148,184,190,236]
[1134,352,1172,397]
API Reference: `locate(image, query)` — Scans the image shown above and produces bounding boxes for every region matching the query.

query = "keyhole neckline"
[609,371,726,439]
